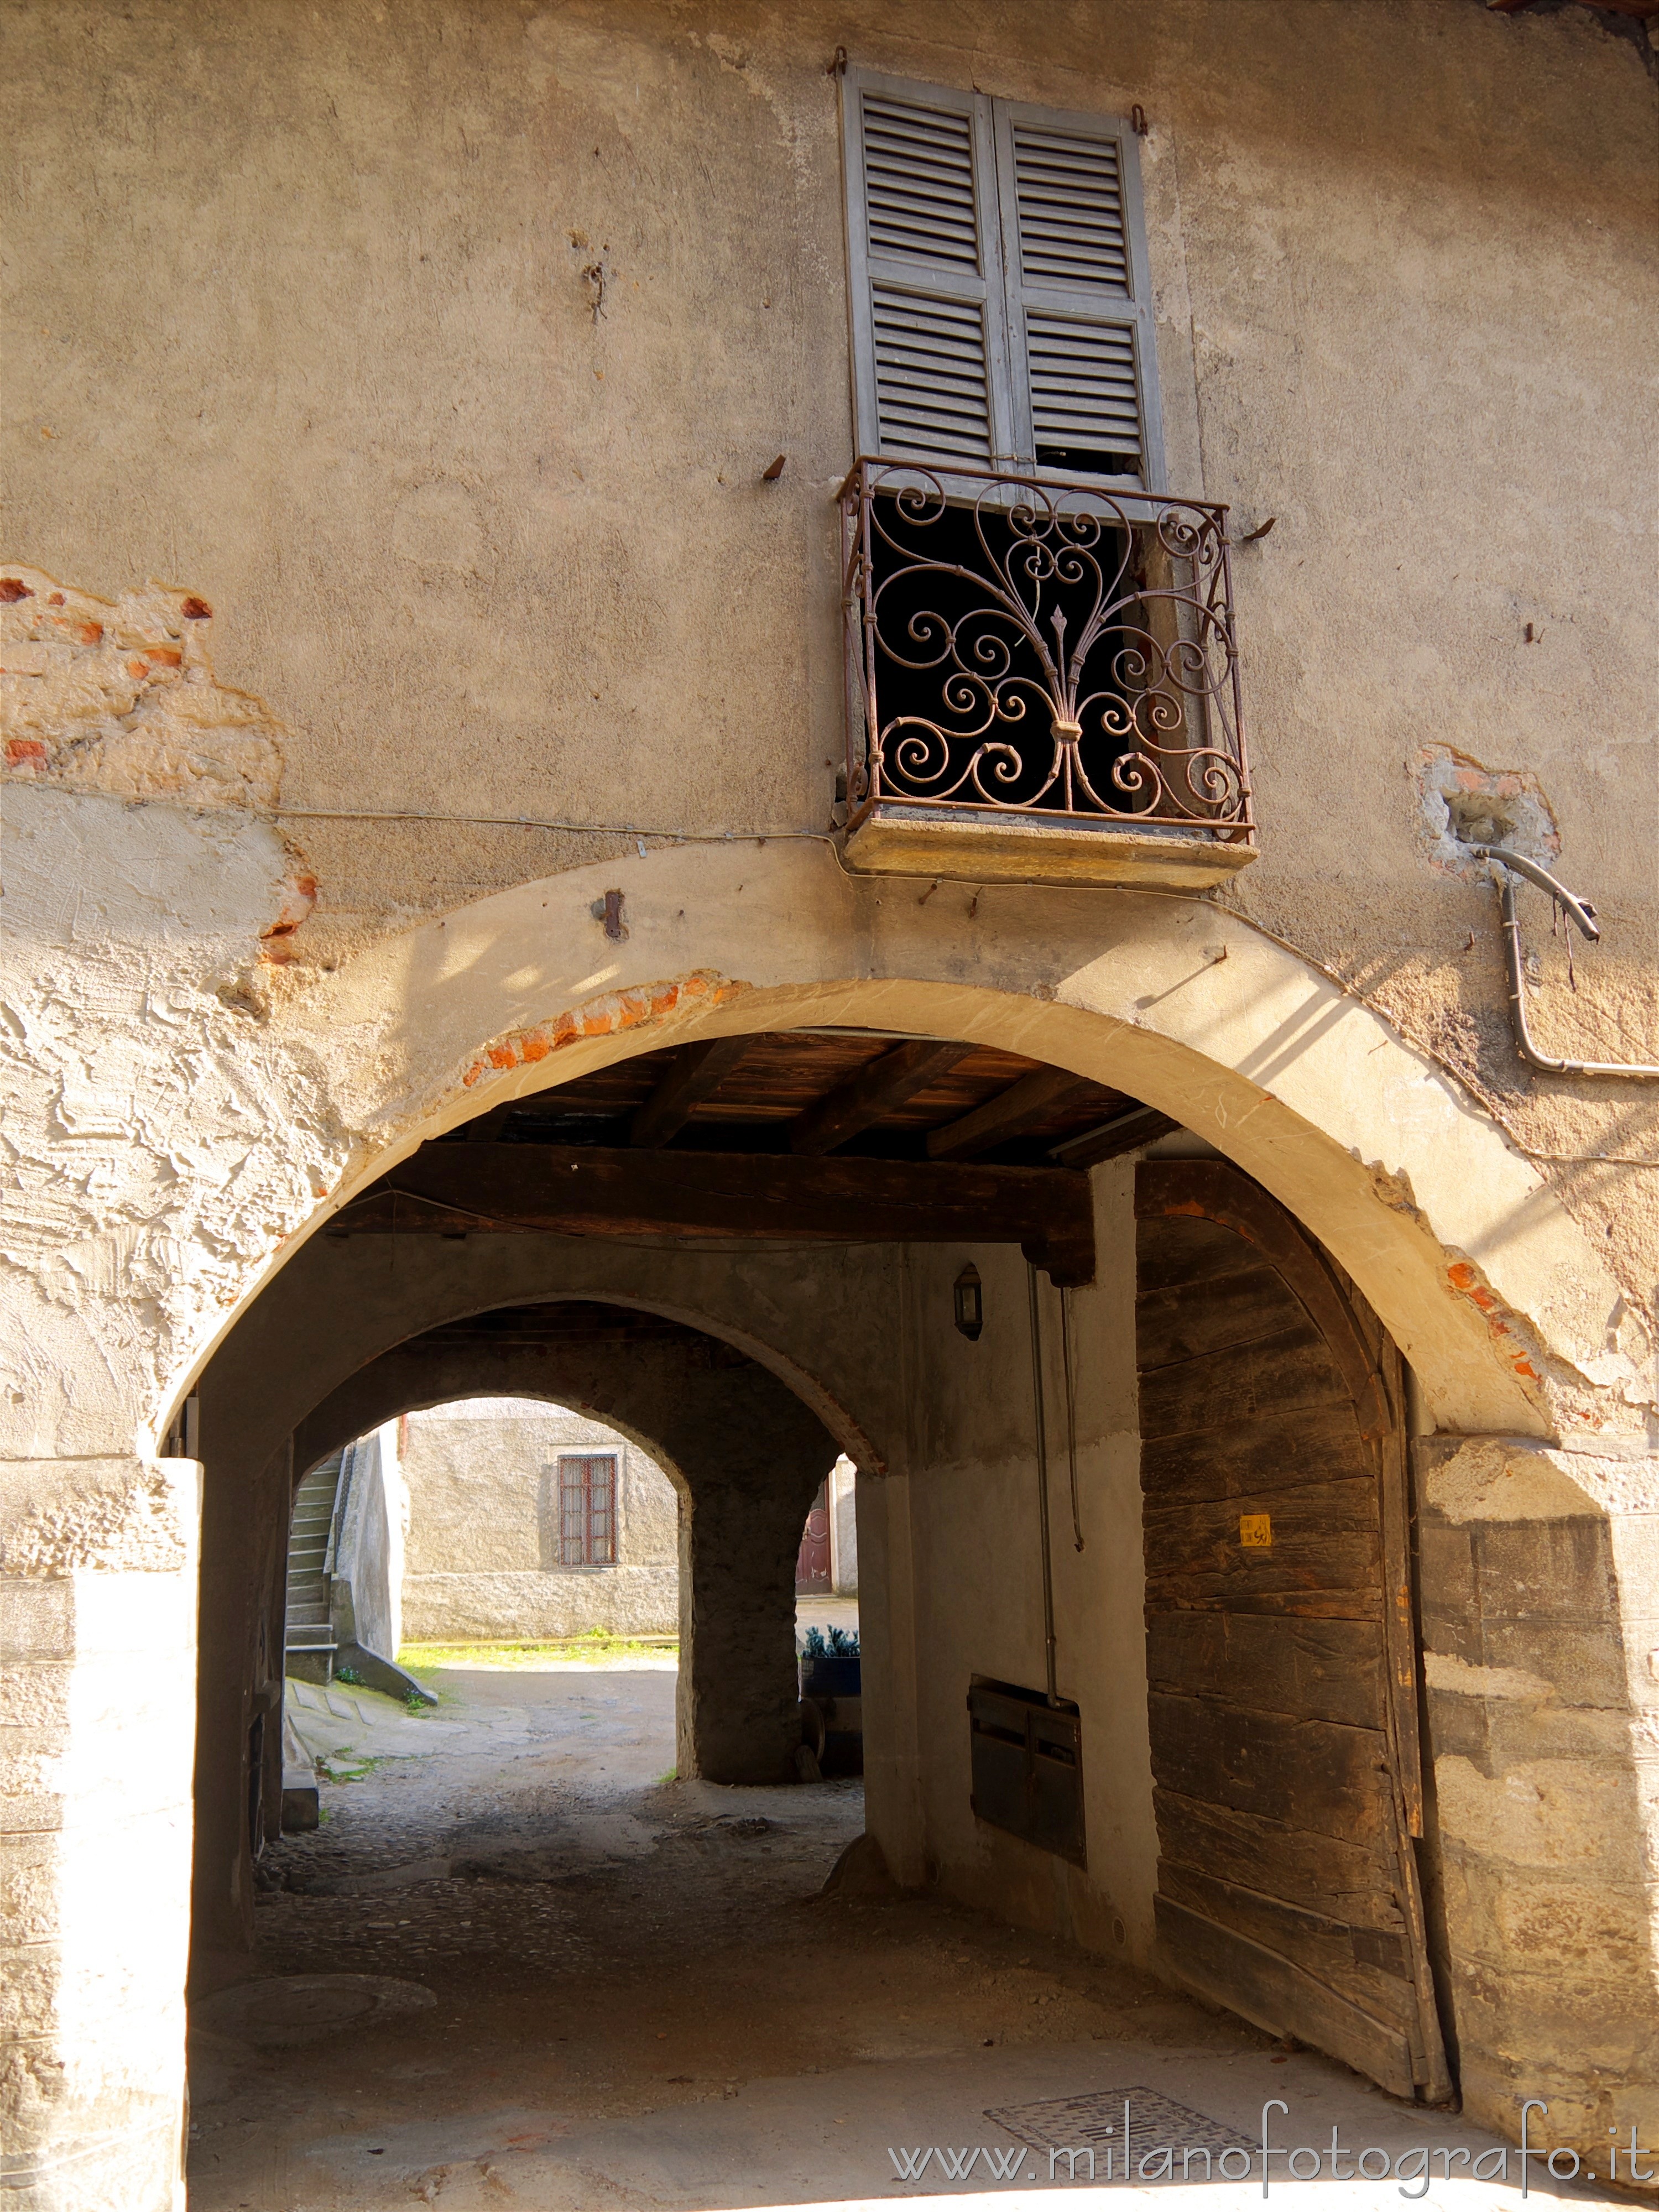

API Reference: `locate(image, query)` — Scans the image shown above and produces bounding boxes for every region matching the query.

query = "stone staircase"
[282,1442,435,1708]
[284,1449,346,1681]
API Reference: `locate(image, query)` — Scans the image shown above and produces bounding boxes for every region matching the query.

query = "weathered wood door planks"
[1135,1160,1451,2105]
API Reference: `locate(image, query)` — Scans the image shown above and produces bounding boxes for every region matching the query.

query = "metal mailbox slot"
[968,1676,1086,1867]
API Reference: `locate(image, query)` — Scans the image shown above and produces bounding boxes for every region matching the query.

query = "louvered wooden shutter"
[842,73,1014,466]
[993,102,1165,490]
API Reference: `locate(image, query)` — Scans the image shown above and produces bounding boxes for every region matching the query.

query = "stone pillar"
[1415,1435,1659,2163]
[189,1434,293,1983]
[0,1454,200,2211]
[675,1451,823,1786]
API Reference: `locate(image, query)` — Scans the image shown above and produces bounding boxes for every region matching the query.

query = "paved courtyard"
[189,1656,1613,2211]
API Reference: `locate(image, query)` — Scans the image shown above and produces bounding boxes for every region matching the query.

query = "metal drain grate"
[985,2087,1254,2168]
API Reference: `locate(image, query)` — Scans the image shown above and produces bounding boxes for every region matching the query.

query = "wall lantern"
[953,1263,984,1341]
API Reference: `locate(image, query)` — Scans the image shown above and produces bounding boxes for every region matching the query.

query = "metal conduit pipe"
[1026,1264,1061,1708]
[1468,846,1659,1081]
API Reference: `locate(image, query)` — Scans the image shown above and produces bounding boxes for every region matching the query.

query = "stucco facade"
[2,3,1656,2206]
[398,1396,679,1640]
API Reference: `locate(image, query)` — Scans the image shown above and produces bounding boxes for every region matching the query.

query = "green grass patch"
[398,1632,679,1673]
[316,1750,395,1783]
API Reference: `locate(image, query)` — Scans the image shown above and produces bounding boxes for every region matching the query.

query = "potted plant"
[799,1625,862,1775]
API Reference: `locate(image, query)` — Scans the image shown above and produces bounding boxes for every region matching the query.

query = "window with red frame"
[557,1453,617,1567]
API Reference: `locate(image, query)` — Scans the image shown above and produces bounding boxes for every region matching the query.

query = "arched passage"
[292,1305,841,1790]
[166,880,1655,2157]
[11,846,1652,2201]
[192,1276,856,1985]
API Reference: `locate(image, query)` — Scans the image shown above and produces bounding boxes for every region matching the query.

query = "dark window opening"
[867,491,1151,817]
[1033,442,1140,480]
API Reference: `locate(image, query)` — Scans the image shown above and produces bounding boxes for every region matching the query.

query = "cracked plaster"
[1,567,284,810]
[0,775,346,1460]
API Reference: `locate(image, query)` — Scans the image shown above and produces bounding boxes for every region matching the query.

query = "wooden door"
[1135,1160,1450,2104]
[795,1480,832,1594]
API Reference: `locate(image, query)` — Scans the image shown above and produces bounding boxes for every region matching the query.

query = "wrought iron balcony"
[837,459,1256,888]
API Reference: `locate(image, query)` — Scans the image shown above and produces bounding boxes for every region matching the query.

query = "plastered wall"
[316,1421,410,1665]
[2,4,1657,2199]
[398,1396,679,1640]
[3,0,1653,1292]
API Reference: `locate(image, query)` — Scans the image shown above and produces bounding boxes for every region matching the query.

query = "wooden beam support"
[925,1064,1099,1160]
[790,1039,972,1155]
[333,1144,1096,1286]
[629,1036,750,1147]
[1489,0,1657,13]
[1051,1103,1180,1168]
[462,1102,523,1143]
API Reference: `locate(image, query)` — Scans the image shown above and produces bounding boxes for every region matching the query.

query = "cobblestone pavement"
[187,1663,1550,2211]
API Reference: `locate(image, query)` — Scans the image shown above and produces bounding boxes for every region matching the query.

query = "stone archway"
[190,1242,881,1989]
[7,841,1654,2202]
[291,1311,838,1817]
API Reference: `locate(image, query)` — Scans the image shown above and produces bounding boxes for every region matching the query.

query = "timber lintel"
[331,1144,1095,1287]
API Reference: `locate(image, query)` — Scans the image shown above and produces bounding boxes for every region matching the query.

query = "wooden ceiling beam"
[1489,0,1657,13]
[926,1063,1100,1160]
[1050,1103,1180,1168]
[789,1039,974,1156]
[628,1036,750,1147]
[332,1143,1095,1286]
[461,1102,523,1142]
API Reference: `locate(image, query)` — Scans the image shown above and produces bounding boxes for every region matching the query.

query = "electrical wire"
[278,807,838,846]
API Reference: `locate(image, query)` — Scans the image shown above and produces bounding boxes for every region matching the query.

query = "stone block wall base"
[1415,1434,1659,2170]
[0,1455,200,2212]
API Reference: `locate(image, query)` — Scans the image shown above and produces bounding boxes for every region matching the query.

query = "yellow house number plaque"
[1239,1513,1272,1549]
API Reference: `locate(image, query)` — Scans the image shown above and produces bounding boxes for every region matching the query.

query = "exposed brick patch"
[459,971,749,1089]
[1446,1258,1545,1387]
[1413,744,1559,879]
[0,564,283,807]
[259,871,320,963]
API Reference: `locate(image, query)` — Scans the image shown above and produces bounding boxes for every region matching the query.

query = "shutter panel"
[1025,315,1142,460]
[993,104,1165,490]
[560,1457,587,1566]
[588,1456,617,1566]
[842,72,1013,467]
[1009,126,1130,290]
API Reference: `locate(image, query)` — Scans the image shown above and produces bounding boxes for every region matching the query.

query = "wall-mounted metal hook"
[596,889,628,942]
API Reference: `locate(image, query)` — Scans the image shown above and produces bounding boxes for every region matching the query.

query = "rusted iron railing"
[839,459,1253,842]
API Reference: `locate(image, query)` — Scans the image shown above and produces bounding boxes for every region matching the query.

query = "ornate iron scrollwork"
[839,461,1251,838]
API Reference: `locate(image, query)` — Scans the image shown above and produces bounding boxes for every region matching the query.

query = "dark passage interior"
[184,1031,1477,2205]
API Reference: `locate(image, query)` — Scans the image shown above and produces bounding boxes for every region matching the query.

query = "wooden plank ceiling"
[333,1032,1178,1281]
[441,1030,1166,1167]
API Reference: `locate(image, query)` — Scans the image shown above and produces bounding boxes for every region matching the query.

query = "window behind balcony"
[842,71,1165,491]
